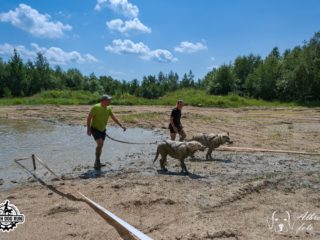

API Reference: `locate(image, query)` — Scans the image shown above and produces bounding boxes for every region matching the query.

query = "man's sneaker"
[94,164,101,170]
[94,162,106,170]
[94,161,101,170]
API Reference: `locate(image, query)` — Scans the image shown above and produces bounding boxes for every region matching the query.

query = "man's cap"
[101,94,112,101]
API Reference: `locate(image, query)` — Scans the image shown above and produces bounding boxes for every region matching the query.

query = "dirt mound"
[120,197,176,208]
[186,229,241,240]
[46,204,79,216]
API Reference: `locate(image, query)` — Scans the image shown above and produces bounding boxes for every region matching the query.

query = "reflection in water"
[0,118,163,189]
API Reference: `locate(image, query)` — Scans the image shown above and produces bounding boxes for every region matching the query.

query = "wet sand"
[0,105,319,239]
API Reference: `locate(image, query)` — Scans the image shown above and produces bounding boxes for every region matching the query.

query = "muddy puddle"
[0,118,165,189]
[1,118,319,192]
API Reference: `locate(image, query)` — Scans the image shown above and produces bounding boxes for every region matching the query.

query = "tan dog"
[192,132,232,160]
[153,140,206,173]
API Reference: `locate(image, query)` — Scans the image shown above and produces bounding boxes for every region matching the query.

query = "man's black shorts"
[91,127,106,141]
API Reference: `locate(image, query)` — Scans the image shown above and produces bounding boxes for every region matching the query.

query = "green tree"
[65,68,84,90]
[180,70,195,88]
[206,65,234,95]
[22,60,35,96]
[260,47,282,100]
[167,71,179,91]
[99,75,121,95]
[304,32,320,100]
[245,47,282,100]
[54,65,66,90]
[277,47,301,100]
[86,73,103,93]
[233,54,262,94]
[35,52,51,90]
[141,75,161,99]
[8,49,25,96]
[120,80,130,95]
[129,78,140,96]
[0,58,8,97]
[158,71,169,93]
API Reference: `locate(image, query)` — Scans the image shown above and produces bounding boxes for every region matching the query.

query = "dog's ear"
[286,211,295,229]
[267,211,277,229]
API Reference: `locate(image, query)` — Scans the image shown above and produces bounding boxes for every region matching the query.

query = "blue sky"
[0,0,319,81]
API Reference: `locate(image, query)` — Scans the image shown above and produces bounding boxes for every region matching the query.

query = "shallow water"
[0,118,164,189]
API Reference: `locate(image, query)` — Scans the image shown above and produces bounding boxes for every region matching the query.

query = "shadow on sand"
[79,169,107,179]
[156,169,206,179]
[189,157,232,164]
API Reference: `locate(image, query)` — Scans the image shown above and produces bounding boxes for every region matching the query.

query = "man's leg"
[170,133,176,140]
[179,129,186,141]
[94,138,104,170]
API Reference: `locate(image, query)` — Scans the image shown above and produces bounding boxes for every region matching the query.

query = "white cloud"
[0,43,97,65]
[174,41,207,53]
[0,43,36,59]
[95,0,139,18]
[84,54,99,63]
[0,4,72,38]
[145,49,177,63]
[31,44,98,65]
[105,39,177,63]
[106,18,151,33]
[105,39,149,55]
[96,1,149,35]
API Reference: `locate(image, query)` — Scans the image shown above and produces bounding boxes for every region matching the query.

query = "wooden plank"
[216,146,320,155]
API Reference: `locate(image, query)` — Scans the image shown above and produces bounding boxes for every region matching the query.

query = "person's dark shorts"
[91,127,106,141]
[169,124,183,134]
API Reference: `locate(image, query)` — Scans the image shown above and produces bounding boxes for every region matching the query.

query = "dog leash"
[105,132,159,145]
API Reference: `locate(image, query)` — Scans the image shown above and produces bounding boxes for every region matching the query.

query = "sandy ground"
[0,105,320,240]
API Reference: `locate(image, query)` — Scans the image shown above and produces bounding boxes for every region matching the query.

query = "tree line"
[0,31,319,101]
[204,32,320,101]
[0,49,199,99]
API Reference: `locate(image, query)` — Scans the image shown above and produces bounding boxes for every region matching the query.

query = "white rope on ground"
[14,155,153,240]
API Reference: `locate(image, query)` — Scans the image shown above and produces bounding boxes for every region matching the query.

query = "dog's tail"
[153,148,159,164]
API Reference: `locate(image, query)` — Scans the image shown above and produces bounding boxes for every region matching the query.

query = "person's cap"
[101,94,112,101]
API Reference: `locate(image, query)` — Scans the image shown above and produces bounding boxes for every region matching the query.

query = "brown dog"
[192,132,232,160]
[153,140,206,173]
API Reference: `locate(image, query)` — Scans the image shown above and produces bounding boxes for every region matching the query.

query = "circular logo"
[0,200,25,232]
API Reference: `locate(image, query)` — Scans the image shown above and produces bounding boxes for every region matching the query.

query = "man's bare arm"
[87,113,93,136]
[111,113,126,131]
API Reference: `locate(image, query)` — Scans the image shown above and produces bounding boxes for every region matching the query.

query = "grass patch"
[0,89,318,108]
[154,89,298,108]
[0,90,100,105]
[120,112,163,123]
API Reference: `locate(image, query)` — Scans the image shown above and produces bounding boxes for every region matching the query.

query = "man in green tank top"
[87,94,126,170]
